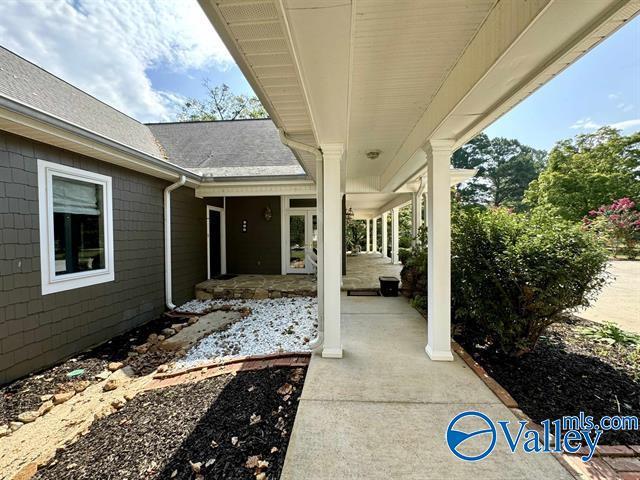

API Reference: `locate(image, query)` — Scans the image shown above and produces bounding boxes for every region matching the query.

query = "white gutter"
[164,175,187,310]
[278,129,325,350]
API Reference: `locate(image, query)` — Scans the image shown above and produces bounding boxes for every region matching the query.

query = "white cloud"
[611,118,640,130]
[570,118,601,129]
[0,0,233,122]
[570,117,640,132]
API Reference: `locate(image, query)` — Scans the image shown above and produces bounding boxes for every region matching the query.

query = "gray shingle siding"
[0,131,206,384]
[171,186,207,306]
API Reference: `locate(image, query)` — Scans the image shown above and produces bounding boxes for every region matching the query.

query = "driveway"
[578,260,640,334]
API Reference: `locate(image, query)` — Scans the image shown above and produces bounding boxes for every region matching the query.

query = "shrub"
[451,206,608,356]
[398,247,412,264]
[400,226,427,298]
[583,197,640,259]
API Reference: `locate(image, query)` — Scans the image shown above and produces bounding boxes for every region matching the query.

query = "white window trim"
[37,160,115,295]
[206,204,226,278]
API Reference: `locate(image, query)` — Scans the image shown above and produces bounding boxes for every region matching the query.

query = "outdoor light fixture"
[346,207,354,223]
[366,150,381,160]
[263,205,273,221]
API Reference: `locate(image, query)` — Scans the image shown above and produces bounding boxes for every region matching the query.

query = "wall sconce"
[263,205,273,221]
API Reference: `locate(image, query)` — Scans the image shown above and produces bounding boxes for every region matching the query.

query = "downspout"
[278,129,324,350]
[164,175,186,310]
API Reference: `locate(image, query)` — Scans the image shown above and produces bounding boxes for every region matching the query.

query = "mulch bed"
[0,313,188,425]
[455,316,640,445]
[34,366,306,480]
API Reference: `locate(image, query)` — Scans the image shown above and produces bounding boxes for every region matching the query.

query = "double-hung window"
[38,160,114,294]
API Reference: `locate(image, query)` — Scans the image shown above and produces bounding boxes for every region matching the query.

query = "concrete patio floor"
[342,253,403,291]
[281,294,572,480]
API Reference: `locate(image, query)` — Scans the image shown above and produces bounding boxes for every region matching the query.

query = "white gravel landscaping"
[174,297,317,368]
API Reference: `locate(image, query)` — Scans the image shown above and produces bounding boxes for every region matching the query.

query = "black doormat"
[347,289,380,296]
[211,274,237,280]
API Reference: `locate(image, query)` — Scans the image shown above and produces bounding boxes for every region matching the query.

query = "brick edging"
[152,351,312,380]
[145,352,310,391]
[450,336,640,480]
[451,341,519,408]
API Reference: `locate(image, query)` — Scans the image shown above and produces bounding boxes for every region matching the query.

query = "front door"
[207,206,225,278]
[286,210,317,274]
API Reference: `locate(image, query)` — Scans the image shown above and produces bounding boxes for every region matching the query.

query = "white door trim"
[283,210,318,275]
[206,205,226,278]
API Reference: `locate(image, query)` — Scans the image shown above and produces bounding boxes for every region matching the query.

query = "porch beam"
[391,207,399,265]
[425,140,454,361]
[320,143,344,359]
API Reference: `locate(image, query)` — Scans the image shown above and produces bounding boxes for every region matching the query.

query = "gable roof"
[0,47,164,159]
[147,119,304,178]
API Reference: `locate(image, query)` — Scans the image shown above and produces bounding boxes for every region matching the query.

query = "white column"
[391,207,399,264]
[321,144,343,358]
[417,194,423,230]
[316,157,324,342]
[365,218,371,253]
[372,217,378,253]
[425,140,454,361]
[381,212,388,258]
[411,192,419,246]
[423,193,428,227]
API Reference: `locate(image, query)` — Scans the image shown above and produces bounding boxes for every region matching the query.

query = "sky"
[0,0,638,151]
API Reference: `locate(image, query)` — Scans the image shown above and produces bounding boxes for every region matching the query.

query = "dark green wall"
[0,130,206,384]
[225,196,281,274]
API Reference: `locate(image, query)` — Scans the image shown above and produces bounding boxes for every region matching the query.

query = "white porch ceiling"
[199,0,640,195]
[347,0,496,178]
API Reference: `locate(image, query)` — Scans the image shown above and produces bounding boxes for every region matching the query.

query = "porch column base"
[425,344,453,362]
[322,346,343,358]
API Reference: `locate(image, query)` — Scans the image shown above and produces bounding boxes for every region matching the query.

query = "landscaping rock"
[103,380,119,392]
[107,362,124,372]
[95,370,111,380]
[161,328,176,337]
[13,462,37,480]
[110,398,126,410]
[38,400,54,416]
[53,391,75,405]
[0,424,10,437]
[18,411,40,423]
[39,394,53,402]
[147,333,159,344]
[73,380,91,392]
[133,343,150,354]
[10,421,23,431]
[254,288,269,300]
[188,317,198,325]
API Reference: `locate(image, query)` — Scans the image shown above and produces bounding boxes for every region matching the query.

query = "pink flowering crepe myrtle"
[583,198,640,258]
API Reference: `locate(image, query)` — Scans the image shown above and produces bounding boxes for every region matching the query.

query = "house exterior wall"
[225,196,281,274]
[171,186,207,306]
[0,130,205,384]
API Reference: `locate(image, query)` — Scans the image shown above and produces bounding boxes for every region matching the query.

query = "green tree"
[452,133,546,209]
[178,81,268,121]
[524,127,640,221]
